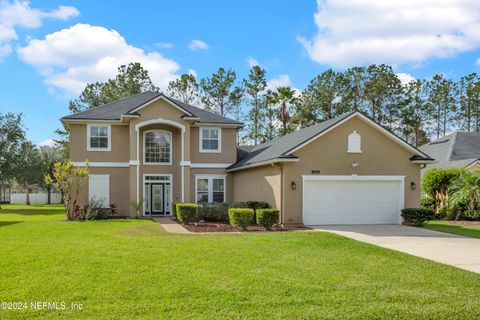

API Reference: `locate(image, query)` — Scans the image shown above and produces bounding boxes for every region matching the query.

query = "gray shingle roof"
[62,91,243,125]
[229,112,354,170]
[419,132,480,168]
[230,111,433,171]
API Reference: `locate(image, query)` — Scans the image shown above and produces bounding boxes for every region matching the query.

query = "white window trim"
[194,174,227,203]
[87,123,111,152]
[142,174,173,216]
[143,129,173,165]
[199,127,222,153]
[88,174,110,207]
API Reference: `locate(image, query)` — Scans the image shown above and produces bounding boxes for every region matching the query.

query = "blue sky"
[1,0,480,145]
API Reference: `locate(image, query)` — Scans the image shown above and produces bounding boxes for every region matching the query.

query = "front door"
[147,182,171,215]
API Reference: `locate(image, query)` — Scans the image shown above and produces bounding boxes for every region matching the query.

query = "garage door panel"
[303,177,403,225]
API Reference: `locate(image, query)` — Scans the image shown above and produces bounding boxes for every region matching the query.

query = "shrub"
[176,203,197,225]
[228,201,250,209]
[420,197,435,210]
[246,201,270,210]
[172,202,177,219]
[197,202,229,222]
[449,170,480,220]
[129,199,144,218]
[401,208,435,226]
[422,168,465,212]
[228,208,254,231]
[256,209,280,230]
[246,201,270,222]
[82,198,108,220]
[109,203,118,217]
[464,210,480,220]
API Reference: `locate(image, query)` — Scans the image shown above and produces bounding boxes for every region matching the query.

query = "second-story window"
[144,130,172,164]
[87,124,111,151]
[200,127,221,153]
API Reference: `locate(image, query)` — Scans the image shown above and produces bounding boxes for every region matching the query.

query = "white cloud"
[0,0,79,57]
[299,0,480,67]
[247,57,260,68]
[18,23,180,94]
[266,74,293,91]
[396,73,416,85]
[188,39,208,51]
[187,68,197,77]
[155,42,174,49]
[37,138,57,147]
[266,74,301,95]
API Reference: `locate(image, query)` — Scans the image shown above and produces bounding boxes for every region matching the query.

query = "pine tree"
[242,66,267,145]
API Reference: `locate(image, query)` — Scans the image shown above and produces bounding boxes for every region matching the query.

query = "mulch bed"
[181,221,311,233]
[442,221,480,227]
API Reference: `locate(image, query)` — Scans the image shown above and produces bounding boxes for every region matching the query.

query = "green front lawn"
[1,205,479,319]
[425,220,480,239]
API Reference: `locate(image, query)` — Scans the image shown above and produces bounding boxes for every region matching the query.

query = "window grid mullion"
[208,178,213,203]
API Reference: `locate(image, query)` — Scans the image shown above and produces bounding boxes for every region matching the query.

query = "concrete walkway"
[152,217,190,233]
[311,225,480,273]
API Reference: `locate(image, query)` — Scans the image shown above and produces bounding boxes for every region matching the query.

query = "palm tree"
[449,171,480,220]
[269,87,296,136]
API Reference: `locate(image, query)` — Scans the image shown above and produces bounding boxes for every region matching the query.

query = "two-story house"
[62,92,433,225]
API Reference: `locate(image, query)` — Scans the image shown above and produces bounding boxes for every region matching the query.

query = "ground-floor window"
[88,174,110,207]
[195,175,226,203]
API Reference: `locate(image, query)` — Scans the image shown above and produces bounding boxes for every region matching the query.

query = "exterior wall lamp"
[291,181,296,190]
[410,182,416,190]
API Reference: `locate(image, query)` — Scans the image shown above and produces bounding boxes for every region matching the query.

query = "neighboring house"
[61,92,433,225]
[419,132,480,172]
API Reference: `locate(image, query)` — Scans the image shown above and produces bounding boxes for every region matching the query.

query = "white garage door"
[302,176,404,225]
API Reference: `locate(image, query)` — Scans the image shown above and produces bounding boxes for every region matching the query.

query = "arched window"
[144,130,172,164]
[347,131,361,153]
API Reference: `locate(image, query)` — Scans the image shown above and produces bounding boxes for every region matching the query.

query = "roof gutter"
[226,157,299,172]
[191,122,244,128]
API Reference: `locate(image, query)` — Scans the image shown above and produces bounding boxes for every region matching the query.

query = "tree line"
[167,64,480,147]
[0,113,63,206]
[64,62,480,147]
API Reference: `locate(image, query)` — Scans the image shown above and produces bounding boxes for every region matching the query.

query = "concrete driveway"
[311,225,480,273]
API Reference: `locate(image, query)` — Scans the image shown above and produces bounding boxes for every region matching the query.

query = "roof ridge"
[447,132,458,161]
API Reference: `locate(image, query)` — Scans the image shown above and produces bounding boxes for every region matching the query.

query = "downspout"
[272,163,285,225]
[136,127,140,210]
[280,164,284,225]
[181,127,185,202]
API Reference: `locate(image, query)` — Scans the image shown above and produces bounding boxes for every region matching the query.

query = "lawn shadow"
[0,221,23,227]
[0,206,65,216]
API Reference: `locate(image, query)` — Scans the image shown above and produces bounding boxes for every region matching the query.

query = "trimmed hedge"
[228,208,254,231]
[197,202,230,222]
[176,203,197,225]
[256,209,280,230]
[401,208,435,226]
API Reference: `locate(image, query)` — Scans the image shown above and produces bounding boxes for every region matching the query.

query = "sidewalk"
[152,217,191,234]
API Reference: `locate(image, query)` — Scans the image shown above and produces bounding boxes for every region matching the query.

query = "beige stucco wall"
[281,116,422,224]
[231,164,282,210]
[77,167,130,216]
[68,97,240,217]
[69,124,130,162]
[190,127,238,163]
[230,116,422,224]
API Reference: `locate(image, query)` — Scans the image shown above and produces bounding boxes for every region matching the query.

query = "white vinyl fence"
[10,192,62,205]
